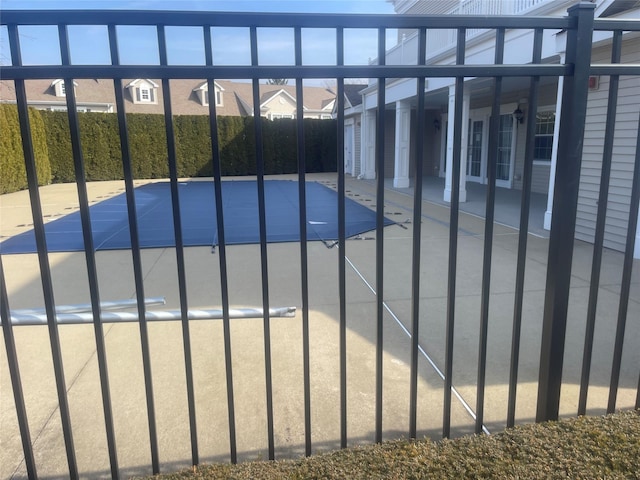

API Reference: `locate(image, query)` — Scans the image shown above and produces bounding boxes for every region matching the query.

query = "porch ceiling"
[387,74,559,111]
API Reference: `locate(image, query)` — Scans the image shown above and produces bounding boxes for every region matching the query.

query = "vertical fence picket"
[607,111,640,413]
[336,26,348,450]
[58,23,120,479]
[107,24,160,473]
[476,27,505,435]
[249,25,276,461]
[0,256,37,478]
[443,27,466,440]
[156,25,199,467]
[507,27,543,428]
[536,3,595,423]
[294,27,313,457]
[579,30,622,416]
[409,27,427,440]
[7,22,79,480]
[375,26,386,445]
[203,26,238,464]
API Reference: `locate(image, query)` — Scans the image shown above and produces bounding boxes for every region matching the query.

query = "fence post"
[536,1,595,422]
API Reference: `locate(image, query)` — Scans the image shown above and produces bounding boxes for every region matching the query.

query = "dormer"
[260,89,297,119]
[193,81,224,107]
[321,98,335,119]
[125,79,159,105]
[51,79,78,97]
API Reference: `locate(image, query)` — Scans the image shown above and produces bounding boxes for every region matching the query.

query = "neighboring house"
[352,0,640,258]
[0,78,336,119]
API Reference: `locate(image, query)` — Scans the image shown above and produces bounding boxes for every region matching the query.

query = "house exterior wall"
[429,111,443,177]
[354,120,362,177]
[416,109,442,177]
[575,36,640,253]
[504,84,558,193]
[384,110,396,179]
[261,92,297,118]
[360,0,640,256]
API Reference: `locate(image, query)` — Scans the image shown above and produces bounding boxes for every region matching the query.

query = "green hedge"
[1,110,337,193]
[0,105,51,194]
[40,112,337,183]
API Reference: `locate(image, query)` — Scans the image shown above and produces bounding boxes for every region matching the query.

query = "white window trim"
[533,106,556,165]
[52,79,77,98]
[139,87,151,102]
[203,89,223,107]
[269,113,294,120]
[133,84,158,104]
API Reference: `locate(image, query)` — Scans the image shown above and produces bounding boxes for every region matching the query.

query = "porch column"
[444,84,468,203]
[360,109,377,179]
[544,54,565,230]
[635,209,640,259]
[393,100,411,188]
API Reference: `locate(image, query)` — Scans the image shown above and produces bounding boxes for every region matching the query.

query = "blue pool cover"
[0,180,393,254]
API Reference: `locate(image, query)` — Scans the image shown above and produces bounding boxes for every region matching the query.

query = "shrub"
[81,113,122,181]
[40,111,73,182]
[0,104,51,194]
[174,115,212,177]
[35,111,337,186]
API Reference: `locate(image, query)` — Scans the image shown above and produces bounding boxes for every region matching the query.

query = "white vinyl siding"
[513,123,552,195]
[354,120,362,177]
[575,37,640,253]
[511,86,558,193]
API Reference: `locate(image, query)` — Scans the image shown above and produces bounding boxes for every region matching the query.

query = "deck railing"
[1,5,639,479]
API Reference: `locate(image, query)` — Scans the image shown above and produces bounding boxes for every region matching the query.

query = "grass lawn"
[138,409,639,479]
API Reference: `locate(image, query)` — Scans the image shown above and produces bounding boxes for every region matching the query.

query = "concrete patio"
[384,175,549,238]
[1,173,638,478]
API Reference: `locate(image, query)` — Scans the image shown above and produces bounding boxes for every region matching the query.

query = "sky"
[0,0,399,75]
[1,0,396,14]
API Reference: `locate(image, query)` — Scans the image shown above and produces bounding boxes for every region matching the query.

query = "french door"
[495,113,514,188]
[467,119,484,182]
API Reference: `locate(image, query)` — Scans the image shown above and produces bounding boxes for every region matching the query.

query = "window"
[534,111,555,161]
[140,87,151,101]
[127,79,158,104]
[497,114,514,181]
[270,113,294,120]
[135,85,156,103]
[52,79,76,97]
[203,89,222,106]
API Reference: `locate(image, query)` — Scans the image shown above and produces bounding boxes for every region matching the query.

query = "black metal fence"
[1,5,639,479]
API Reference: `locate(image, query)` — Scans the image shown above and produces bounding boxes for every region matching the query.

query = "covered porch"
[384,176,550,238]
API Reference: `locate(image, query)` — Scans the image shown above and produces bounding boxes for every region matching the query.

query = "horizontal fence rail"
[1,10,575,28]
[1,5,639,479]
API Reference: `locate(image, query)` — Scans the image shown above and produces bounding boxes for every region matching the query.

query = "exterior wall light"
[513,106,525,124]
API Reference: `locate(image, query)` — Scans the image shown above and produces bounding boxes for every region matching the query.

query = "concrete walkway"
[1,174,638,478]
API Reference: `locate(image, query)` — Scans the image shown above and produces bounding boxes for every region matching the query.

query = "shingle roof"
[0,78,336,117]
[343,84,365,107]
